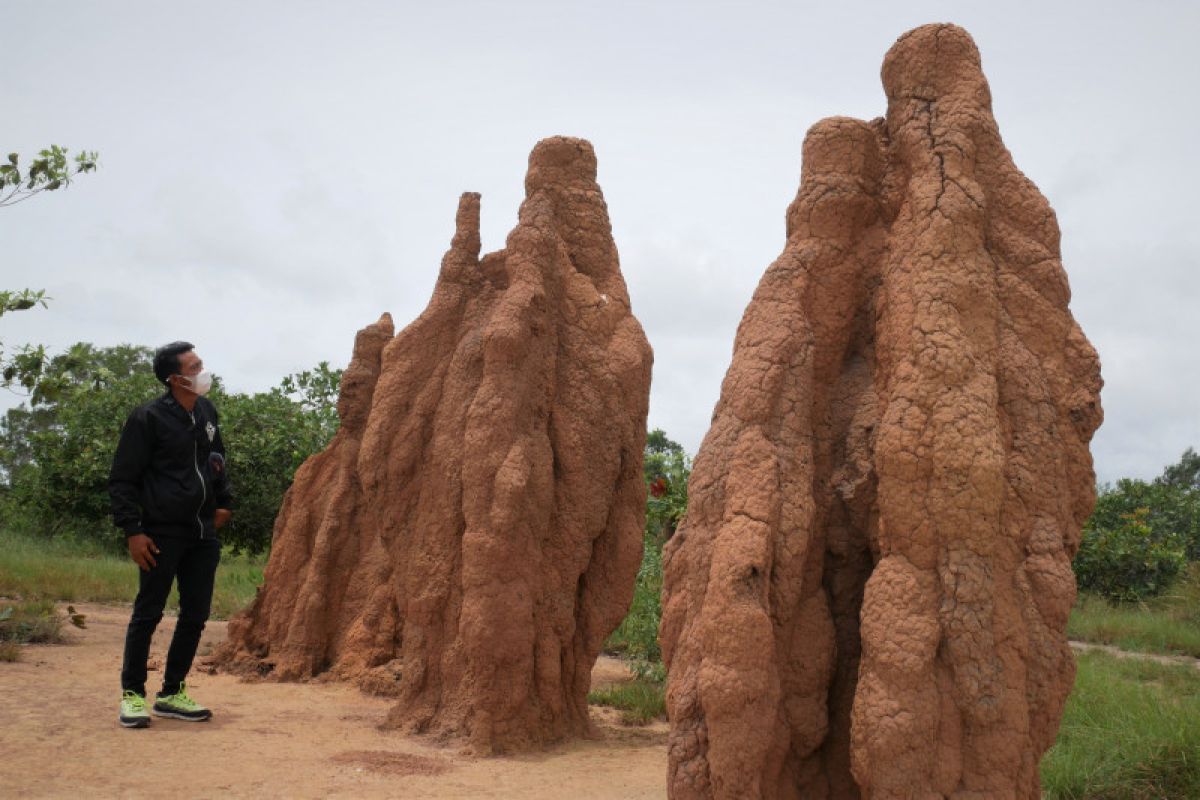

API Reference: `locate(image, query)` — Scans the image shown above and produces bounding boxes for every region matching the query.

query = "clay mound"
[217,136,653,754]
[659,24,1102,799]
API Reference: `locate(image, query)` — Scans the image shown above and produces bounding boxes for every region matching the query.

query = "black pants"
[120,535,221,698]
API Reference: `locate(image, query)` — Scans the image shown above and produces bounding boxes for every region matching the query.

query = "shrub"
[1074,507,1186,602]
[1092,475,1200,562]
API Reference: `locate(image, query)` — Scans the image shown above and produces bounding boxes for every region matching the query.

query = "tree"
[1,146,99,397]
[0,344,159,540]
[1159,447,1200,492]
[215,362,343,554]
[0,146,98,207]
[1,289,51,400]
[1074,472,1200,600]
[0,342,342,554]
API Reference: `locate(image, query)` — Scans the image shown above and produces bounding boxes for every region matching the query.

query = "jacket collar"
[158,389,200,424]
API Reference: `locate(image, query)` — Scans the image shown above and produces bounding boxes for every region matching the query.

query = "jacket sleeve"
[109,408,152,536]
[211,406,234,510]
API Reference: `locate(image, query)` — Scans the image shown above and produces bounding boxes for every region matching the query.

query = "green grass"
[0,528,264,619]
[1042,651,1200,799]
[588,678,667,725]
[1069,565,1200,658]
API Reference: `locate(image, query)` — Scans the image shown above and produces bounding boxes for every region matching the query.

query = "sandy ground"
[0,603,667,799]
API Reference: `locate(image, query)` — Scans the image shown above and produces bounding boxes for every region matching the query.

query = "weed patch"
[0,528,264,619]
[588,678,666,725]
[0,598,66,660]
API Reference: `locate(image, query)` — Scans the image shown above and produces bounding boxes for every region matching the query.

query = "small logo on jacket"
[206,422,216,442]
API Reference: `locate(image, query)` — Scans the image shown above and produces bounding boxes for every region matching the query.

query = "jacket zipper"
[190,411,206,538]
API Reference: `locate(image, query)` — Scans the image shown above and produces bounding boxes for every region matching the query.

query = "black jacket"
[108,391,234,540]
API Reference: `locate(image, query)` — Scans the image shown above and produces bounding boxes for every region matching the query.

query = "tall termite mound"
[217,136,653,754]
[659,24,1103,799]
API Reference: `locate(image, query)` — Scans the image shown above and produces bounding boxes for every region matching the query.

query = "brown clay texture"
[217,136,653,754]
[659,24,1103,800]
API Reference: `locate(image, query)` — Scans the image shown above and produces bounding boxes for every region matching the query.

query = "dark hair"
[153,341,194,386]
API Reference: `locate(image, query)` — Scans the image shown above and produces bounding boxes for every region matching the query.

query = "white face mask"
[177,371,213,396]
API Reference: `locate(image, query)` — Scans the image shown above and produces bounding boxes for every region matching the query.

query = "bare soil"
[0,603,667,799]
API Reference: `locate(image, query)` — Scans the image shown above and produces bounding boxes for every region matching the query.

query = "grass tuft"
[0,598,67,658]
[588,678,666,725]
[1069,565,1200,658]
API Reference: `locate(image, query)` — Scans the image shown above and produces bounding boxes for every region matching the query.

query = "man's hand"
[127,534,159,572]
[214,508,232,530]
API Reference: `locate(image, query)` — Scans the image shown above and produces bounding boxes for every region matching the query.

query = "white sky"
[3,0,1197,484]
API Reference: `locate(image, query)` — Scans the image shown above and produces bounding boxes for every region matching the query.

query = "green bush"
[1074,506,1186,603]
[1090,474,1200,562]
[216,362,339,553]
[0,343,340,554]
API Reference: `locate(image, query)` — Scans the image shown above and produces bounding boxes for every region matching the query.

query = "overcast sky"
[3,0,1197,484]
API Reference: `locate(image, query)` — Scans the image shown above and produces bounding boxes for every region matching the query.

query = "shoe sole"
[119,717,150,728]
[152,708,212,721]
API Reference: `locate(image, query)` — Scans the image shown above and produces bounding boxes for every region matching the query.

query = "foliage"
[0,343,342,555]
[0,527,265,620]
[1074,463,1200,602]
[1,146,100,405]
[1074,506,1186,603]
[1158,446,1200,491]
[1,288,52,402]
[0,146,98,207]
[215,361,343,554]
[0,344,160,538]
[1041,651,1200,799]
[607,429,691,682]
[607,531,665,679]
[0,288,48,317]
[1089,474,1200,562]
[643,428,690,539]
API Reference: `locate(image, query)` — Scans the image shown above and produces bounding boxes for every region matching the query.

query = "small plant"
[1073,507,1186,603]
[588,678,666,725]
[0,599,65,646]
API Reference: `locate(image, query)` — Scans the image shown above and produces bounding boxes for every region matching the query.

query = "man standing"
[109,341,233,728]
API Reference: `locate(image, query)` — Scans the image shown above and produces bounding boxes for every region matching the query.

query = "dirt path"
[0,603,667,799]
[1069,638,1200,671]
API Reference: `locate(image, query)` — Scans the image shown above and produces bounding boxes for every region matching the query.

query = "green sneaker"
[119,690,150,728]
[152,682,212,721]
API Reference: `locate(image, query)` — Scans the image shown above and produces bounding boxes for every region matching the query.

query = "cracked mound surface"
[659,24,1102,799]
[216,136,653,754]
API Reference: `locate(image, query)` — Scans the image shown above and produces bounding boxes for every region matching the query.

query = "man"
[109,341,233,728]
